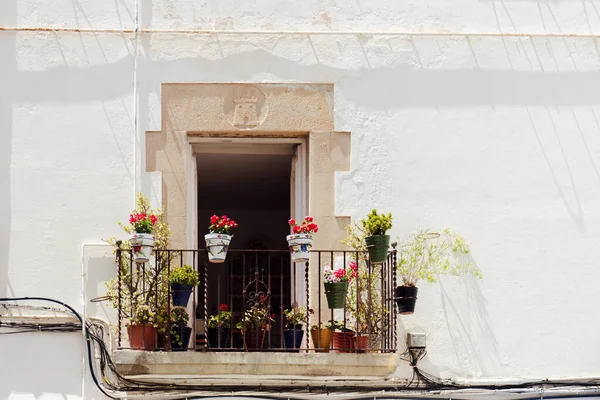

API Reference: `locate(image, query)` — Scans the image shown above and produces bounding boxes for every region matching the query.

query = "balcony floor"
[114,350,400,379]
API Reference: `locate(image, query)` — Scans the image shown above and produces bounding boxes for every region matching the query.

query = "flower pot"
[243,328,266,351]
[171,283,193,307]
[170,326,192,351]
[207,327,230,349]
[127,323,157,350]
[286,234,313,263]
[355,335,370,353]
[311,329,332,353]
[395,286,418,315]
[129,233,155,264]
[332,331,355,353]
[365,235,390,264]
[204,233,232,263]
[283,328,304,352]
[324,281,349,309]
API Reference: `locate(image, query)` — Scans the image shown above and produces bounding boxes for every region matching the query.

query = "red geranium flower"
[288,216,318,234]
[219,303,228,311]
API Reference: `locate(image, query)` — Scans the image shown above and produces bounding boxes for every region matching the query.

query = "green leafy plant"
[169,264,200,286]
[397,228,483,287]
[207,304,233,328]
[170,307,189,327]
[362,209,393,236]
[283,306,312,327]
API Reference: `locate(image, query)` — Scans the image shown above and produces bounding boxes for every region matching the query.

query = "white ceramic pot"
[129,233,155,264]
[205,233,232,263]
[286,234,313,263]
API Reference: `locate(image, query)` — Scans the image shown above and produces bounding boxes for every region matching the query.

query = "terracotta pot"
[355,335,370,353]
[127,323,157,350]
[332,331,355,353]
[311,329,332,353]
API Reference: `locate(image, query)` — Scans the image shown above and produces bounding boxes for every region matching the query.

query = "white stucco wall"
[1,0,600,399]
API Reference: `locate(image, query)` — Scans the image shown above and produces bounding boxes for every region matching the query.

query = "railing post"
[116,241,122,348]
[391,242,398,352]
[305,259,309,351]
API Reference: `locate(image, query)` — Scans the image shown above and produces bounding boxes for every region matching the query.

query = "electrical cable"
[3,297,600,399]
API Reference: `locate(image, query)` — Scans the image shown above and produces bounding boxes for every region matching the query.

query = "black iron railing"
[114,247,397,353]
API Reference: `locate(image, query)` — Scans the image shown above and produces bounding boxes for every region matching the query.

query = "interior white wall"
[1,0,600,398]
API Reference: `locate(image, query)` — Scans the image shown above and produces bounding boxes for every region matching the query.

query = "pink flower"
[288,218,296,226]
[210,215,219,225]
[305,216,313,222]
[150,214,157,224]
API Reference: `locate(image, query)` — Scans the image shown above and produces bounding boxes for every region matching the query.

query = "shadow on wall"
[439,256,503,377]
[0,0,16,298]
[0,332,83,399]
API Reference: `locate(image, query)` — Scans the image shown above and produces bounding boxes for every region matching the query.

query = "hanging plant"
[205,215,238,263]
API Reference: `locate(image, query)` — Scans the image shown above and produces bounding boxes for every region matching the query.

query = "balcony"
[112,247,400,379]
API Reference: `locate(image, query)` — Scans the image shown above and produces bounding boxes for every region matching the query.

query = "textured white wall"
[2,0,600,399]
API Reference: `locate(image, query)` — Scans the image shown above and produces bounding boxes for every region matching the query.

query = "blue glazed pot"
[171,283,193,307]
[170,326,192,351]
[283,328,304,352]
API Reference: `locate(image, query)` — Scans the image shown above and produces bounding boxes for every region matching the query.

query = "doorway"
[193,139,307,348]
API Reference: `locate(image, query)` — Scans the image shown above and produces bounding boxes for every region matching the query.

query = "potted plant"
[169,264,199,307]
[170,308,192,351]
[207,303,232,349]
[310,322,333,353]
[236,296,275,350]
[287,216,318,263]
[330,320,355,353]
[396,228,482,314]
[126,305,158,350]
[128,211,158,264]
[362,209,393,264]
[105,194,175,350]
[205,215,238,263]
[282,306,312,351]
[323,262,357,309]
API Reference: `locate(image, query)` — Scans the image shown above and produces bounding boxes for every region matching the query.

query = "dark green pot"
[365,235,391,264]
[324,281,349,309]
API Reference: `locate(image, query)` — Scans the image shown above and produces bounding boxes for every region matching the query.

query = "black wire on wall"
[2,297,600,400]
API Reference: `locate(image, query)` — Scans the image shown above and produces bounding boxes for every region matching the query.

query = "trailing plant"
[283,305,313,327]
[208,215,238,235]
[207,304,233,329]
[288,216,318,234]
[396,228,483,287]
[169,264,200,286]
[170,308,189,347]
[104,193,176,341]
[362,209,393,236]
